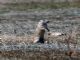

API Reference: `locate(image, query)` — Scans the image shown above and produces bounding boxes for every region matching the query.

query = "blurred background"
[0,0,80,60]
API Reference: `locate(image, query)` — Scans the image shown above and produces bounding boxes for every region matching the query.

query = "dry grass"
[0,26,79,45]
[0,34,35,45]
[0,26,79,60]
[0,49,80,60]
